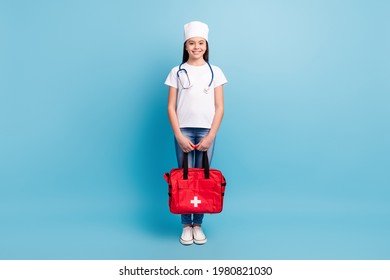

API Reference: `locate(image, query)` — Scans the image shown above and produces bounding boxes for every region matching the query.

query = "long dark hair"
[182,41,209,63]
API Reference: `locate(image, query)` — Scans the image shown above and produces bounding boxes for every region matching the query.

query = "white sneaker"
[180,226,193,245]
[192,225,207,245]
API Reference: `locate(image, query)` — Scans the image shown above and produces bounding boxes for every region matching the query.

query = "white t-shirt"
[165,62,228,128]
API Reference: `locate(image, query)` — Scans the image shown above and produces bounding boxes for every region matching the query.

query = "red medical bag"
[163,152,226,214]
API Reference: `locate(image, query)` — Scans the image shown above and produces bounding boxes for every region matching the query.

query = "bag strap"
[183,152,189,179]
[202,151,210,179]
[183,151,209,180]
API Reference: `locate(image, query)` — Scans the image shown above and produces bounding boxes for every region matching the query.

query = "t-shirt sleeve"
[164,68,178,88]
[213,66,228,88]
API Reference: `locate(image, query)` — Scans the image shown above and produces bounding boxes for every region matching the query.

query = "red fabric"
[164,168,226,214]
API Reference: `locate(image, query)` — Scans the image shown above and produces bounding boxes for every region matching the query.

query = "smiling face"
[185,37,207,62]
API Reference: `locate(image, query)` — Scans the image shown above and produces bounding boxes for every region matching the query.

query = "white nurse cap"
[184,21,209,42]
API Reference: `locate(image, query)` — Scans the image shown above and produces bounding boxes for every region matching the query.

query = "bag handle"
[183,151,209,180]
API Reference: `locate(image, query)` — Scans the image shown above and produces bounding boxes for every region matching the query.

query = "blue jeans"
[174,127,215,225]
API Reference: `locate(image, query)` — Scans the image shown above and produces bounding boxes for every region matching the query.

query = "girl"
[165,21,228,245]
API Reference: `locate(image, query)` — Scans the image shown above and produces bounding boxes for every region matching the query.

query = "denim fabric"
[174,127,215,225]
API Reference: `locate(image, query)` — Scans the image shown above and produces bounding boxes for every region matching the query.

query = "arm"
[167,86,196,152]
[196,85,225,151]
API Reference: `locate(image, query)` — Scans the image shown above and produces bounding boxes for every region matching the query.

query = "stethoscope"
[176,61,214,93]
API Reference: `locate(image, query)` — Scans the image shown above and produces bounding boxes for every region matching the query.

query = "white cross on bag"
[190,196,202,207]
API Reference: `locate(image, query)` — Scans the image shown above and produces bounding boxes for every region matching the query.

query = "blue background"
[1,0,389,259]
